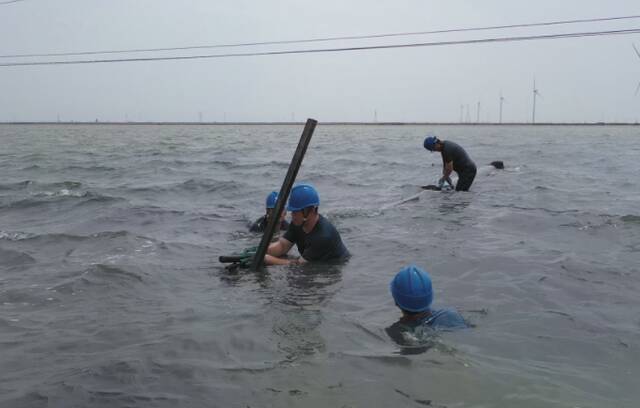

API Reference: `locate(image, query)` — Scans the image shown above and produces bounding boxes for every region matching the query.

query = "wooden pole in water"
[249,118,318,271]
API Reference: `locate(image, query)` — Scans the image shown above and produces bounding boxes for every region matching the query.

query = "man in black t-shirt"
[264,184,349,265]
[424,135,477,191]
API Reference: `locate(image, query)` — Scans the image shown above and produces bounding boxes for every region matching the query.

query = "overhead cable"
[1,14,640,59]
[2,28,640,67]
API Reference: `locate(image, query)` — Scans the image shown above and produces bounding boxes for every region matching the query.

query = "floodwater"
[1,124,639,407]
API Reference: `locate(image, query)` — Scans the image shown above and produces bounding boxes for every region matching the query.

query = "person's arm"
[263,254,306,266]
[264,237,299,266]
[440,161,453,183]
[267,237,293,257]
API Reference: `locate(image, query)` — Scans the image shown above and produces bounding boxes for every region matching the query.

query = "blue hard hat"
[287,184,320,212]
[423,135,438,151]
[265,191,278,209]
[390,265,433,312]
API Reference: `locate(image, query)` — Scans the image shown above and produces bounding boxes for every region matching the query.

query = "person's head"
[265,191,285,221]
[390,265,433,315]
[287,183,320,226]
[423,135,442,152]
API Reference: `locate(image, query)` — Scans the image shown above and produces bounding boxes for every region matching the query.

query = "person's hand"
[446,177,453,187]
[236,246,257,268]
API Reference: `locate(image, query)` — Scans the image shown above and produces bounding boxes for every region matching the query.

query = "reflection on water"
[271,264,342,362]
[219,262,343,363]
[437,193,472,217]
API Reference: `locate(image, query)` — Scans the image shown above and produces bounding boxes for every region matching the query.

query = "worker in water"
[264,184,349,265]
[249,191,289,233]
[388,265,467,332]
[423,135,477,191]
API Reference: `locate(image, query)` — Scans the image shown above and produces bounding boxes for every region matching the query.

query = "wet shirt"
[249,216,289,233]
[441,141,476,173]
[283,215,350,262]
[416,308,467,330]
[385,308,467,352]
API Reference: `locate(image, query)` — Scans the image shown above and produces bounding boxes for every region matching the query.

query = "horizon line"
[1,121,639,126]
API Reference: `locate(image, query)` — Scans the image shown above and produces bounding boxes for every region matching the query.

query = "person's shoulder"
[441,140,456,153]
[250,215,265,232]
[427,308,468,329]
[317,215,340,235]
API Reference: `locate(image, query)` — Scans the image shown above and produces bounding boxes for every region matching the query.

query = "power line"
[2,27,639,68]
[0,0,28,5]
[2,14,640,59]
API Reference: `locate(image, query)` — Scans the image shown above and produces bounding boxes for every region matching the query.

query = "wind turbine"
[633,44,640,95]
[499,92,505,124]
[476,101,481,123]
[532,79,541,124]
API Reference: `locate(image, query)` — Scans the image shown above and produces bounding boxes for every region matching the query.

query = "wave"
[63,165,117,172]
[621,215,640,223]
[0,230,36,241]
[0,180,82,192]
[0,248,36,267]
[326,207,383,220]
[5,230,131,245]
[84,264,145,284]
[31,189,86,198]
[125,179,242,194]
[558,213,638,231]
[49,264,146,294]
[12,230,202,258]
[124,205,186,218]
[2,191,122,210]
[0,180,34,191]
[20,164,42,171]
[229,160,289,170]
[490,203,580,216]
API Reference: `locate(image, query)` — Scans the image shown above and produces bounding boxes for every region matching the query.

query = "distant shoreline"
[1,121,638,126]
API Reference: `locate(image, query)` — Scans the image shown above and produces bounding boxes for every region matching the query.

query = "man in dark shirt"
[424,135,477,191]
[249,191,289,233]
[265,184,349,265]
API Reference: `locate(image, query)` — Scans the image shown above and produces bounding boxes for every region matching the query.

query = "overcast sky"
[1,0,640,123]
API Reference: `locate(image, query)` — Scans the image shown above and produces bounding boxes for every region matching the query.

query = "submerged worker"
[423,135,477,192]
[249,191,289,233]
[264,183,349,265]
[388,265,467,333]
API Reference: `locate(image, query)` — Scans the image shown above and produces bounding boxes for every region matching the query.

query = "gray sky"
[1,0,640,123]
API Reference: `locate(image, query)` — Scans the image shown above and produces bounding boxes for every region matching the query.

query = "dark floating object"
[490,160,504,169]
